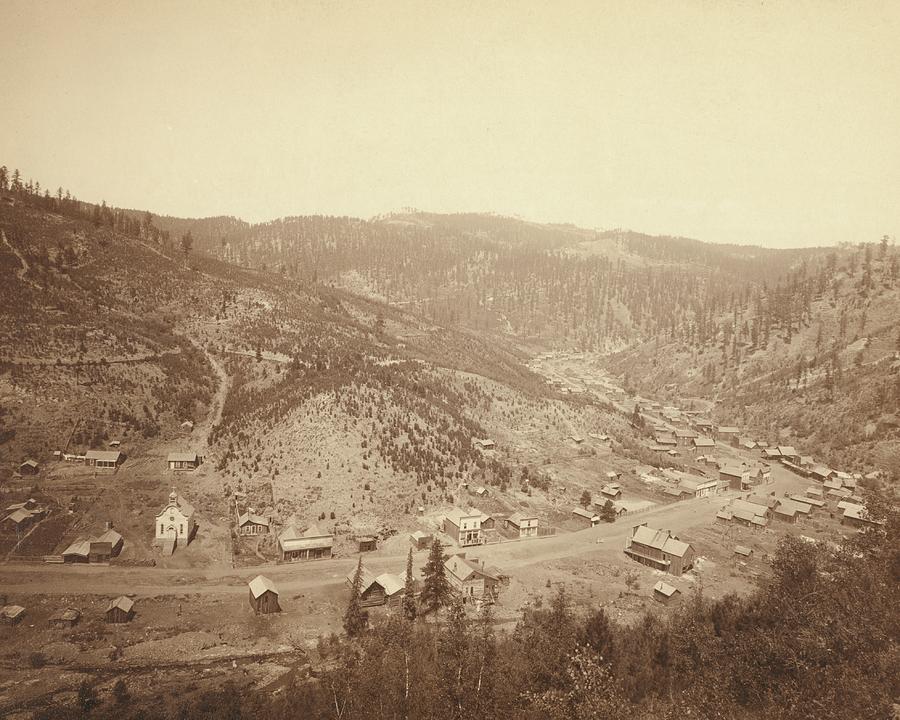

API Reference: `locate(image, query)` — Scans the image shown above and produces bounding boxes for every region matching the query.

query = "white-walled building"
[154,490,196,550]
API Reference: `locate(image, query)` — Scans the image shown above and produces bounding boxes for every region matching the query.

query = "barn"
[248,575,281,614]
[106,596,135,623]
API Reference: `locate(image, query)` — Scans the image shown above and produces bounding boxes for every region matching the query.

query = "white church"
[154,489,196,554]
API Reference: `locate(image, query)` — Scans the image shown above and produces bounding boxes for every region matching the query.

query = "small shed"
[409,530,432,550]
[652,582,680,605]
[180,420,195,432]
[18,459,39,475]
[106,596,135,623]
[357,536,377,553]
[1,605,27,625]
[734,545,753,558]
[248,575,281,614]
[49,608,81,628]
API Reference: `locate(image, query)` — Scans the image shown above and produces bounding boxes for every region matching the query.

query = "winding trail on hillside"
[181,333,230,448]
[2,228,41,289]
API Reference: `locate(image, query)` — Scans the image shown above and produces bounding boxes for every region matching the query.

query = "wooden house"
[0,605,25,625]
[248,575,281,614]
[444,553,501,603]
[3,508,35,534]
[346,565,405,608]
[720,465,750,491]
[84,450,123,470]
[409,530,432,551]
[278,524,333,561]
[237,512,270,536]
[106,596,134,623]
[505,512,538,538]
[600,483,622,499]
[357,536,377,553]
[734,545,753,558]
[674,429,698,447]
[167,452,201,471]
[653,581,680,605]
[49,608,81,628]
[715,426,740,441]
[443,508,486,546]
[572,507,599,527]
[624,524,694,576]
[692,437,715,451]
[18,459,39,475]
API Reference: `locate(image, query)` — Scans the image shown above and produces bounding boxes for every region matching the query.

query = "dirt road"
[0,493,725,598]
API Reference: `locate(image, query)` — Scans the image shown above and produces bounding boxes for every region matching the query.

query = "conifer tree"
[420,538,450,614]
[403,547,417,621]
[599,499,616,523]
[343,558,368,637]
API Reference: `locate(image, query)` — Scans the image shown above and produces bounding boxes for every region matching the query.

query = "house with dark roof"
[625,524,694,576]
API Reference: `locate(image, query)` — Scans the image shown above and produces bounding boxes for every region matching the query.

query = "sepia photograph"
[0,1,898,718]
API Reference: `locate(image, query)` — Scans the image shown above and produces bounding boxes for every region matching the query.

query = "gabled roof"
[107,596,134,613]
[810,463,833,477]
[19,459,38,469]
[410,530,431,540]
[62,539,91,557]
[719,465,746,477]
[572,507,598,520]
[631,525,691,557]
[717,426,740,433]
[167,452,198,463]
[85,450,122,462]
[4,508,32,524]
[776,446,798,456]
[156,494,195,518]
[1,605,25,620]
[653,581,679,597]
[734,545,752,556]
[248,575,278,598]
[50,608,81,622]
[506,512,537,526]
[774,499,810,517]
[279,524,334,552]
[444,554,497,583]
[95,529,123,546]
[375,573,405,596]
[238,512,269,527]
[693,437,715,447]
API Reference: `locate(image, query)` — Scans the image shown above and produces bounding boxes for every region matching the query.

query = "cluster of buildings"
[1,596,136,627]
[57,449,124,470]
[441,506,544,544]
[2,498,48,535]
[61,525,124,563]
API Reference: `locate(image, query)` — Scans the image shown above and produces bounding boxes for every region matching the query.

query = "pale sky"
[1,1,898,247]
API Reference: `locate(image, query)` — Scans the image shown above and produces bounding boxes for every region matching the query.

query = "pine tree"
[403,547,417,621]
[600,499,616,523]
[343,558,368,637]
[420,538,451,614]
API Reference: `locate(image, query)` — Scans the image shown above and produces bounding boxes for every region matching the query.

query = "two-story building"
[624,523,694,577]
[505,512,538,538]
[443,508,486,546]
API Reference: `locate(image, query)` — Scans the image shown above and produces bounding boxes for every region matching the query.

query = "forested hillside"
[151,211,842,351]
